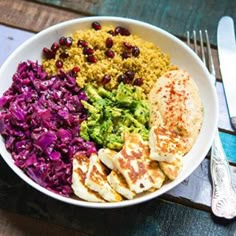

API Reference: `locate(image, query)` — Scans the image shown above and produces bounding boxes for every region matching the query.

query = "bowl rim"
[0,16,219,208]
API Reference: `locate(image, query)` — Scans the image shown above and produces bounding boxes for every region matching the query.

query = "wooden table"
[0,1,236,235]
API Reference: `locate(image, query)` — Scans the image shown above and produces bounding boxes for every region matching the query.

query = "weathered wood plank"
[0,25,33,66]
[167,158,236,207]
[0,208,88,236]
[0,158,235,236]
[216,82,235,132]
[34,0,236,46]
[0,0,83,33]
[220,132,236,163]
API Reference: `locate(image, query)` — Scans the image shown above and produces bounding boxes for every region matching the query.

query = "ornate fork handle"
[211,130,236,219]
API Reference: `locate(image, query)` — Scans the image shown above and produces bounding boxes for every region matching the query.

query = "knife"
[217,16,236,130]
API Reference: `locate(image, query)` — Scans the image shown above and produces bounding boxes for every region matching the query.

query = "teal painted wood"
[34,0,236,46]
[0,158,235,236]
[220,132,236,163]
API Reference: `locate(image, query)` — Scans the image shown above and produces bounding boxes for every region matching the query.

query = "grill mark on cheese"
[153,126,186,155]
[107,171,136,200]
[72,153,104,202]
[119,144,151,184]
[113,133,156,193]
[85,154,122,202]
[159,157,183,180]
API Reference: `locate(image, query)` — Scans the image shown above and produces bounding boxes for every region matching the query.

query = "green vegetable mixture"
[80,83,150,150]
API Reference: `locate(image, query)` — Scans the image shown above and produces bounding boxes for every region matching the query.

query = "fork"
[187,30,236,219]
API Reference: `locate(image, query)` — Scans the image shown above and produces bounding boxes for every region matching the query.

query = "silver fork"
[187,30,236,219]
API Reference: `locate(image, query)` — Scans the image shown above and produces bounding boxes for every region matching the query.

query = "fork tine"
[205,30,216,78]
[193,30,198,54]
[186,31,191,47]
[199,30,206,65]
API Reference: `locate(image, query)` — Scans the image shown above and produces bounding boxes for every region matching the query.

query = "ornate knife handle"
[211,130,236,219]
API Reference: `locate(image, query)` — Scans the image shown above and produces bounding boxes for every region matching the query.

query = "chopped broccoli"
[80,83,150,150]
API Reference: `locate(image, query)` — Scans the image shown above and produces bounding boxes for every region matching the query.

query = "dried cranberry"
[77,39,89,48]
[55,60,63,68]
[114,26,130,36]
[102,74,111,85]
[125,70,135,80]
[114,26,121,35]
[121,51,130,59]
[59,52,69,59]
[107,30,115,36]
[87,55,97,63]
[105,50,115,58]
[51,42,59,52]
[72,66,80,74]
[105,37,113,48]
[65,37,73,47]
[83,47,94,55]
[92,21,102,30]
[132,46,140,57]
[120,28,130,36]
[59,36,66,46]
[117,74,127,83]
[123,42,133,50]
[133,78,143,86]
[43,47,55,59]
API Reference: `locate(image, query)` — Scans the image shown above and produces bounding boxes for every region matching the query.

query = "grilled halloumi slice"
[98,148,117,170]
[149,125,187,163]
[148,69,203,152]
[147,161,166,189]
[107,171,136,200]
[85,154,122,202]
[159,157,183,180]
[112,133,154,194]
[72,153,104,202]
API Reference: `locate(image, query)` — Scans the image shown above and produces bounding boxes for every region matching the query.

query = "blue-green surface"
[35,0,236,45]
[220,132,236,163]
[0,156,235,236]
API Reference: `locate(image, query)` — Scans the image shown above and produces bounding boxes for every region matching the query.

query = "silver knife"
[217,16,236,130]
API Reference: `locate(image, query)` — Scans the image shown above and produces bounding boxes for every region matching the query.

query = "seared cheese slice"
[149,125,187,163]
[107,171,136,200]
[72,153,104,202]
[147,161,166,189]
[98,148,117,170]
[112,133,154,194]
[159,157,183,180]
[85,154,122,202]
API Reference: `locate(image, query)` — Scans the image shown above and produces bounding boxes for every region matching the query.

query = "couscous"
[42,22,177,94]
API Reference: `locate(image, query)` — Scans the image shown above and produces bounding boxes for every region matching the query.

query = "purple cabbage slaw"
[0,61,97,196]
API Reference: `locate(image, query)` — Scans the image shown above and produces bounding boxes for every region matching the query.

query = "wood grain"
[34,0,236,46]
[0,0,83,32]
[0,208,88,236]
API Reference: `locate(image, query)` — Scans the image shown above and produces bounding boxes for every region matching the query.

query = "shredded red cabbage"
[0,61,97,196]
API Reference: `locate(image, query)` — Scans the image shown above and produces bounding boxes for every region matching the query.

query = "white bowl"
[0,16,218,208]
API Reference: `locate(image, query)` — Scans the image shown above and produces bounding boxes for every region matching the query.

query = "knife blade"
[217,16,236,130]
